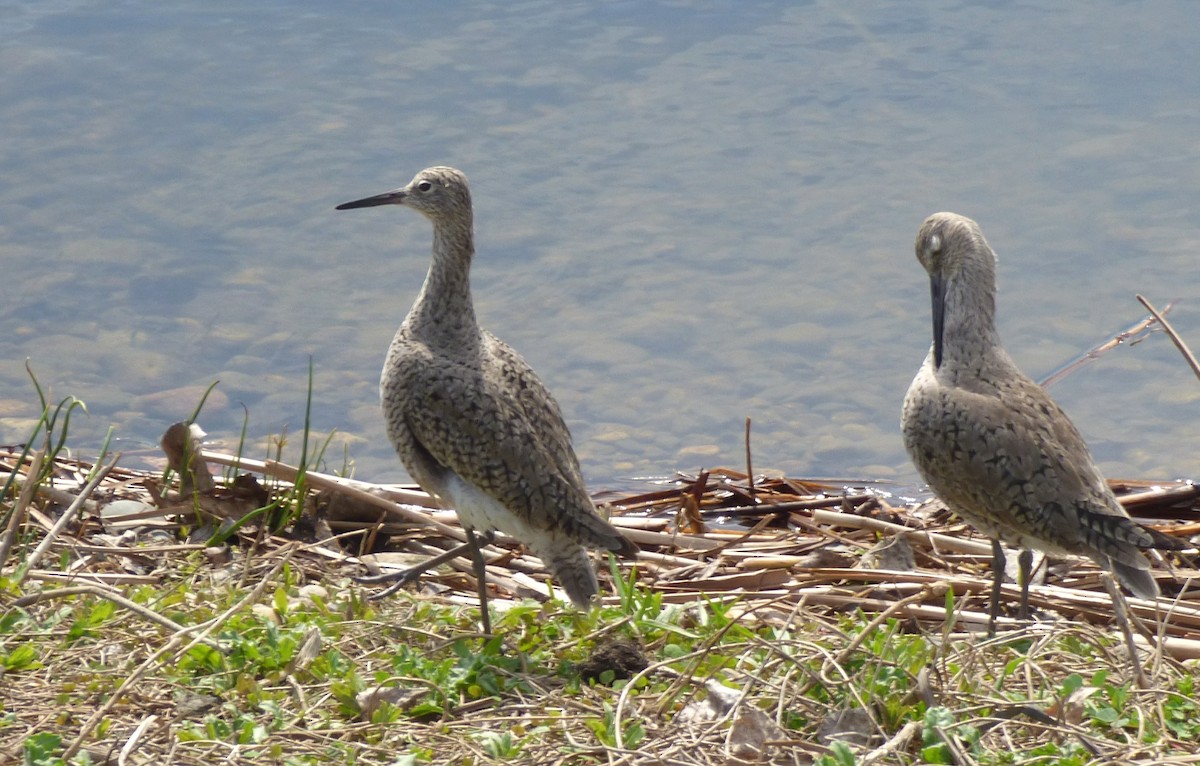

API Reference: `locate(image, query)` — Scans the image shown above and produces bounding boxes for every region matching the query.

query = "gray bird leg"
[464,528,493,634]
[357,530,496,613]
[988,539,1005,636]
[1017,548,1034,620]
[1102,575,1149,689]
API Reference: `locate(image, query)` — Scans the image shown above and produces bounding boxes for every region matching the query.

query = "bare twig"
[117,714,158,766]
[833,584,948,666]
[1040,300,1177,388]
[13,583,223,651]
[19,453,121,581]
[860,720,923,765]
[744,416,755,503]
[199,450,434,507]
[811,508,994,556]
[0,449,45,568]
[200,450,462,541]
[1137,295,1200,383]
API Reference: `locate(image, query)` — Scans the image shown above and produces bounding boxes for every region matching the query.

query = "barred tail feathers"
[1110,558,1158,601]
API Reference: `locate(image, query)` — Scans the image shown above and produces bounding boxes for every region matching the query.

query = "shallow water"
[2,0,1198,488]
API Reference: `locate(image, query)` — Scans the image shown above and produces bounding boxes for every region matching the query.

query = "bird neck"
[939,268,1006,371]
[407,221,480,344]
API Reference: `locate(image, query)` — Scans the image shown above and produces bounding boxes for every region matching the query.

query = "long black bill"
[930,272,945,369]
[335,189,407,210]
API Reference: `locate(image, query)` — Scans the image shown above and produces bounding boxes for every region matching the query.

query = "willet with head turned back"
[901,212,1177,633]
[336,166,637,633]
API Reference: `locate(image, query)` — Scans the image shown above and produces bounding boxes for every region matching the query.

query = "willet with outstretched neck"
[336,166,637,633]
[901,212,1177,633]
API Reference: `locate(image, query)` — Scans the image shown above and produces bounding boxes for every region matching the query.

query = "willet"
[901,212,1176,633]
[336,166,637,633]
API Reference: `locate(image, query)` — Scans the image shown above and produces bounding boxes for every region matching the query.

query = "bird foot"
[354,568,425,600]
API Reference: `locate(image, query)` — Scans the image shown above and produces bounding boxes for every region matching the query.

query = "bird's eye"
[417,181,433,192]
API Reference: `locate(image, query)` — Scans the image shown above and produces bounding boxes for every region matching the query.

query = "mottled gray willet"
[336,167,637,633]
[901,212,1175,633]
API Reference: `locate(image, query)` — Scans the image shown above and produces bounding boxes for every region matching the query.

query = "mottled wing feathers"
[392,343,628,553]
[907,366,1153,563]
[484,332,587,487]
[484,335,637,557]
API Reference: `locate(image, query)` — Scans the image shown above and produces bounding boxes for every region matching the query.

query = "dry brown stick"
[833,584,948,666]
[744,416,755,503]
[3,476,104,510]
[811,508,994,556]
[0,449,45,569]
[46,542,205,555]
[19,453,121,582]
[1131,634,1200,661]
[1137,294,1200,383]
[199,450,462,541]
[790,566,1200,628]
[25,571,159,586]
[63,546,297,760]
[117,713,158,766]
[701,494,879,518]
[860,720,923,766]
[198,450,435,508]
[1118,483,1200,512]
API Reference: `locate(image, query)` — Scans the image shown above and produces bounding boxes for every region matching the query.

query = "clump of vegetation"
[2,378,1198,765]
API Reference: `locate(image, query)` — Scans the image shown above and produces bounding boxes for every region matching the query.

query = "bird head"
[915,212,997,369]
[336,166,472,225]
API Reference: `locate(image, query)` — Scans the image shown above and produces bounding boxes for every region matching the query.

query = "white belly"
[442,473,531,541]
[441,472,597,608]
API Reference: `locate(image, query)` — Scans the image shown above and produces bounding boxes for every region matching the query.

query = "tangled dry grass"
[3,444,1200,765]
